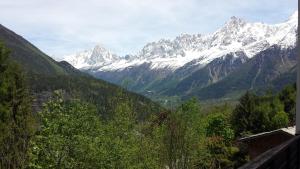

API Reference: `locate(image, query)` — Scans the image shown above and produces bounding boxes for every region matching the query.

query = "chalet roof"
[239,126,296,142]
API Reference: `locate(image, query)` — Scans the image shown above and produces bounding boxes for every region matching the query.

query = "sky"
[0,0,297,59]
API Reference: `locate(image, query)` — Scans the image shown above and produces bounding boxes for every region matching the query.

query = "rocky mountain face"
[63,11,298,101]
[182,45,297,100]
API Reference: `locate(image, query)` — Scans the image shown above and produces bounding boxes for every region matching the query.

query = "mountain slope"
[186,45,297,100]
[0,24,72,75]
[165,52,249,96]
[0,24,163,117]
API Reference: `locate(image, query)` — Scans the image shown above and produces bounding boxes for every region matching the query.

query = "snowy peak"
[138,39,180,59]
[226,16,246,28]
[63,49,93,69]
[212,16,246,43]
[63,11,297,71]
[64,44,119,69]
[89,44,117,64]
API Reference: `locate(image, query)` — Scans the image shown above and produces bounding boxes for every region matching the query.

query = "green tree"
[0,43,35,169]
[231,91,257,136]
[28,91,103,169]
[271,111,289,129]
[160,98,203,169]
[206,114,234,144]
[29,90,161,169]
[102,100,139,168]
[231,91,289,136]
[278,84,296,123]
[203,113,247,169]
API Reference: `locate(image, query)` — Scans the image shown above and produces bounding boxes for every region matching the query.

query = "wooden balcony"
[239,135,300,169]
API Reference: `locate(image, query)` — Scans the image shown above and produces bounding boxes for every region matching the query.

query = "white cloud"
[0,0,297,58]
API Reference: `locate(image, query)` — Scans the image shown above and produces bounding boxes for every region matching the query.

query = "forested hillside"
[0,24,162,118]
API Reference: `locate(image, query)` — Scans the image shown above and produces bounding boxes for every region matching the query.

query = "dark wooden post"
[297,11,300,135]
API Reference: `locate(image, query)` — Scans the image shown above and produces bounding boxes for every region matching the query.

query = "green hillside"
[0,24,163,118]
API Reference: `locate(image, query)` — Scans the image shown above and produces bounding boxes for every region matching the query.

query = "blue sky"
[0,0,297,58]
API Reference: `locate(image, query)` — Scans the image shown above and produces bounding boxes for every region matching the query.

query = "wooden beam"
[297,10,300,135]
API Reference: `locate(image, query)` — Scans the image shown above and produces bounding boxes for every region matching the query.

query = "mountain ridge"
[62,11,297,103]
[63,11,297,72]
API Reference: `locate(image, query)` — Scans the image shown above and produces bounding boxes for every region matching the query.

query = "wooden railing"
[240,135,300,169]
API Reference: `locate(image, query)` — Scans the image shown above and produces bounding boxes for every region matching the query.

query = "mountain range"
[64,11,298,103]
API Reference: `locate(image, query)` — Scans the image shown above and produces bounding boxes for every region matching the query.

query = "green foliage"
[206,114,234,144]
[278,84,296,123]
[154,99,248,169]
[28,90,163,169]
[200,109,247,169]
[271,111,289,129]
[231,92,257,136]
[25,84,298,169]
[0,42,36,169]
[22,72,298,169]
[28,91,103,169]
[159,98,203,169]
[231,88,294,137]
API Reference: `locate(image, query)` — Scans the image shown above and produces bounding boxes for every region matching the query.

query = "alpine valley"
[63,11,298,104]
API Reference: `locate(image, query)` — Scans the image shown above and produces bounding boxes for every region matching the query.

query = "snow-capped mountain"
[64,44,118,69]
[63,11,298,102]
[64,11,297,72]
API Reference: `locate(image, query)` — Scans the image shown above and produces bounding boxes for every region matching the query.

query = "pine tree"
[278,84,296,123]
[0,43,35,169]
[231,91,257,136]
